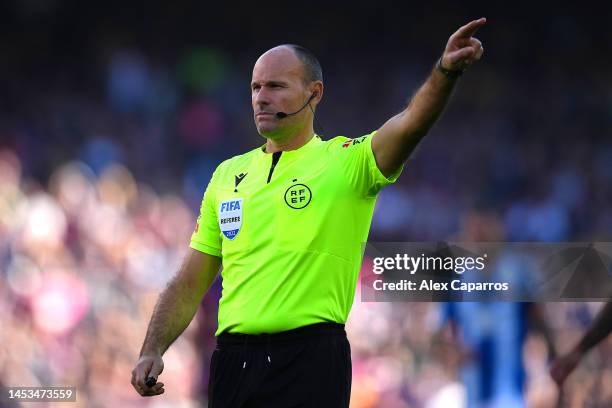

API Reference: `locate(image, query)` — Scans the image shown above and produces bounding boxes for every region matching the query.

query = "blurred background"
[1,0,611,406]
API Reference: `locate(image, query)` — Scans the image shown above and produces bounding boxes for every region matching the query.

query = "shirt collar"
[258,134,322,157]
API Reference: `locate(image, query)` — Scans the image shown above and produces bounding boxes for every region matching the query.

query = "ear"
[310,81,324,104]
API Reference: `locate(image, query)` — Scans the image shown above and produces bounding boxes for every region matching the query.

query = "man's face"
[251,47,310,139]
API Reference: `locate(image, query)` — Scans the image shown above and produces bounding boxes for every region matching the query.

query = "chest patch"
[219,198,243,240]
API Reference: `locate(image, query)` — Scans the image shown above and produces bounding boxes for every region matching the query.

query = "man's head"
[252,44,323,140]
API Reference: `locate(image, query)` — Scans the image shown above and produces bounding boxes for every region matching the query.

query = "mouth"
[256,112,274,118]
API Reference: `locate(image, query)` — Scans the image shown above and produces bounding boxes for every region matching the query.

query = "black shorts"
[208,322,351,408]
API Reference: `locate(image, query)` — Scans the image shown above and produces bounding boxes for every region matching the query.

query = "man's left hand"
[441,18,486,72]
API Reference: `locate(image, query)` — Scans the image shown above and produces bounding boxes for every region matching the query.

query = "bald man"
[131,18,486,407]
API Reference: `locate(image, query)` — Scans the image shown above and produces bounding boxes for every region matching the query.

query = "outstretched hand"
[441,18,486,72]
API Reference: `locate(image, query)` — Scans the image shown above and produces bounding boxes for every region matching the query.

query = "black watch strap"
[435,57,463,79]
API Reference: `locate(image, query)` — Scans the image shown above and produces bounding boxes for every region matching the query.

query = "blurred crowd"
[0,154,610,407]
[0,152,206,407]
[1,0,611,407]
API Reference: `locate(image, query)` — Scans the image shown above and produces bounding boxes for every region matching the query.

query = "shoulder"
[322,135,350,150]
[320,131,376,154]
[211,146,261,184]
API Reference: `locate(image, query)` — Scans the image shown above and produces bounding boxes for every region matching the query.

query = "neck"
[265,123,315,153]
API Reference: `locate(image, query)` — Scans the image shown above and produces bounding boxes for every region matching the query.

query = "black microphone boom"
[275,94,316,119]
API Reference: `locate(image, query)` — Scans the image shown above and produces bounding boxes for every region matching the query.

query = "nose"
[254,88,271,108]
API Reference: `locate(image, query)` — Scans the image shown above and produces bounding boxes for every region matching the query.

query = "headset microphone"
[275,93,317,119]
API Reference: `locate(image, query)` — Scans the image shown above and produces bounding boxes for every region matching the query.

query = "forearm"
[401,65,458,138]
[139,250,221,356]
[139,276,201,356]
[373,65,459,176]
[400,16,487,136]
[372,18,485,177]
[575,302,612,355]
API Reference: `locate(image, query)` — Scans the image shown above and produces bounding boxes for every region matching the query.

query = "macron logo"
[235,172,247,188]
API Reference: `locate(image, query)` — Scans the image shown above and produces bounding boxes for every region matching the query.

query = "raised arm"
[131,248,222,397]
[372,18,486,177]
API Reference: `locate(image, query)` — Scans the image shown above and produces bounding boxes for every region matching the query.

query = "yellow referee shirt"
[190,131,402,335]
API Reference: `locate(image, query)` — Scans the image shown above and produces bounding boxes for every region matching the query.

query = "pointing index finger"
[454,17,487,38]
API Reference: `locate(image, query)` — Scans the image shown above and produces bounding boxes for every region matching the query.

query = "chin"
[256,124,281,139]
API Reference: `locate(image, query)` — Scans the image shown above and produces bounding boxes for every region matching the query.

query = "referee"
[131,18,486,407]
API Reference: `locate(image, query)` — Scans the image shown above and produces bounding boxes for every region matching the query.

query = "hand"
[441,18,486,72]
[549,349,582,387]
[131,354,165,397]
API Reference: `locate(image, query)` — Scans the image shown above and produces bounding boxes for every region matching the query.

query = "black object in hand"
[145,377,157,387]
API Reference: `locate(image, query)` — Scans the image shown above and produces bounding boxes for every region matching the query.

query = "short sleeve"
[190,177,222,257]
[338,130,403,197]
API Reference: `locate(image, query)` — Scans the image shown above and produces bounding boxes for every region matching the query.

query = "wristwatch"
[435,57,463,79]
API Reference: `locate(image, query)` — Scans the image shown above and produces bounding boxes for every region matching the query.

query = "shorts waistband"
[217,322,345,345]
